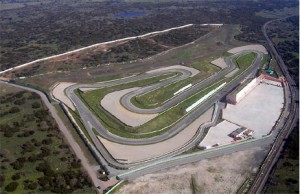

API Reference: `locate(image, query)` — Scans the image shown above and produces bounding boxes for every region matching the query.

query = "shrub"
[11,160,24,170]
[32,102,41,109]
[12,173,21,180]
[5,181,19,192]
[9,107,20,114]
[0,175,5,187]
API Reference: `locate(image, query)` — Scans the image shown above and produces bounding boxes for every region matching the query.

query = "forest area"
[0,85,94,193]
[0,0,298,71]
[263,15,299,194]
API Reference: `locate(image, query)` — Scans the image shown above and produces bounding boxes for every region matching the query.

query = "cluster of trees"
[92,38,166,63]
[152,25,210,46]
[269,15,299,87]
[1,0,298,71]
[1,90,92,193]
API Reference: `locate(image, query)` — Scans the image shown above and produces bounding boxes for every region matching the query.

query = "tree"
[11,173,21,180]
[0,175,5,187]
[32,102,41,109]
[5,182,19,192]
[9,107,20,114]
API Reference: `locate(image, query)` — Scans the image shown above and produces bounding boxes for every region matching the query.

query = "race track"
[62,48,264,169]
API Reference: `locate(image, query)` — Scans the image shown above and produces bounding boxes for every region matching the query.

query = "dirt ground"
[117,147,267,194]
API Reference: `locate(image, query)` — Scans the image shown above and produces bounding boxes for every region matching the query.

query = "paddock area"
[223,82,284,138]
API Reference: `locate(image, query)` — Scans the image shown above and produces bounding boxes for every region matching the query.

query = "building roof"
[228,127,246,137]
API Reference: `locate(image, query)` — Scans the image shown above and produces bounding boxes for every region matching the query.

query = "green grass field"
[234,52,257,70]
[132,59,221,109]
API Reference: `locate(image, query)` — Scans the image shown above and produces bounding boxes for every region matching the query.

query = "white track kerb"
[186,82,226,112]
[174,84,192,95]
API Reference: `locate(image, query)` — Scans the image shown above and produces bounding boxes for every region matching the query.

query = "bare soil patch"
[117,147,267,194]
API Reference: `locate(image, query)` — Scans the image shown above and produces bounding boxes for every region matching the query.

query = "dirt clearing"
[116,147,267,194]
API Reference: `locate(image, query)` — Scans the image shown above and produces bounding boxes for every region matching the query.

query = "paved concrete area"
[98,107,213,163]
[211,58,227,69]
[225,68,239,78]
[199,120,239,148]
[228,44,268,54]
[223,83,284,138]
[101,87,158,127]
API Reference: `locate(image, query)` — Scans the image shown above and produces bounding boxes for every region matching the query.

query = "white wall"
[236,78,259,103]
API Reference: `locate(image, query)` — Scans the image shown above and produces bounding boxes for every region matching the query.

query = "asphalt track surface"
[61,49,265,171]
[66,50,263,146]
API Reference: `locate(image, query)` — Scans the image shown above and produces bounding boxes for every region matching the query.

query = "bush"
[9,107,20,114]
[0,175,5,187]
[42,138,53,145]
[32,102,41,109]
[11,173,21,180]
[5,181,19,192]
[11,160,24,170]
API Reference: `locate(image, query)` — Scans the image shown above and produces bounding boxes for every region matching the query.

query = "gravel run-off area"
[98,107,213,163]
[210,57,227,69]
[101,87,158,127]
[51,82,76,110]
[146,65,200,77]
[227,44,268,54]
[116,147,268,194]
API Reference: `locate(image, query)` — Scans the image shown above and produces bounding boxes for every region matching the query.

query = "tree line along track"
[248,15,299,194]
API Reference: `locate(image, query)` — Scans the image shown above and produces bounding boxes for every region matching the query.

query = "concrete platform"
[199,120,239,148]
[223,82,284,138]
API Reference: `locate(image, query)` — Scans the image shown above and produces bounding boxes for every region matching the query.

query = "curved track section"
[64,49,264,168]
